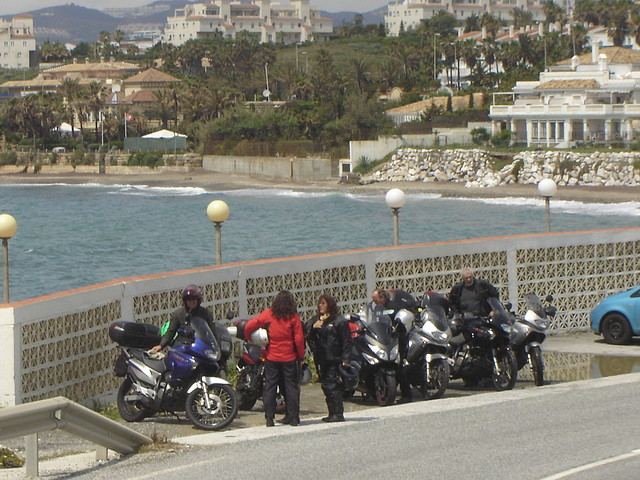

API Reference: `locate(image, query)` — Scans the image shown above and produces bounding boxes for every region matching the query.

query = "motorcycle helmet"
[299,362,312,385]
[181,284,203,306]
[394,309,415,332]
[250,328,269,346]
[339,363,359,391]
[233,318,249,340]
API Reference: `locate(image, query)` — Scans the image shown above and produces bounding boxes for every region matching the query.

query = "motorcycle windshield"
[366,320,394,343]
[362,304,392,327]
[487,297,513,327]
[190,316,220,349]
[523,294,547,319]
[420,305,448,331]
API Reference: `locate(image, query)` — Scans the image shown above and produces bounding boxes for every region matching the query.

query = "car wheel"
[601,313,633,345]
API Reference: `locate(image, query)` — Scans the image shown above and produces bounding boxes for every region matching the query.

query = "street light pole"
[385,188,406,246]
[433,33,440,81]
[0,214,17,303]
[537,178,557,233]
[206,200,230,265]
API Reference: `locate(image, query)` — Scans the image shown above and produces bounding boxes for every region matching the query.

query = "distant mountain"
[1,1,388,44]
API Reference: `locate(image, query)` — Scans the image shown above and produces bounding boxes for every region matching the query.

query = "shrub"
[127,151,164,169]
[0,447,24,468]
[490,129,512,148]
[0,151,18,166]
[471,127,491,146]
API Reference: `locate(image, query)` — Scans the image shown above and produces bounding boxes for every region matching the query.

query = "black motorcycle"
[403,292,451,400]
[509,294,556,386]
[109,316,238,430]
[346,304,400,406]
[448,297,517,391]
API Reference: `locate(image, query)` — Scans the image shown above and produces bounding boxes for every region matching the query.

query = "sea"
[1,182,640,302]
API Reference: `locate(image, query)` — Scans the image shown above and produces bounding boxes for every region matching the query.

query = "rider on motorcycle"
[151,284,216,352]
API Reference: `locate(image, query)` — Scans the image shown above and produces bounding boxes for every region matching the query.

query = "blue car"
[590,286,640,344]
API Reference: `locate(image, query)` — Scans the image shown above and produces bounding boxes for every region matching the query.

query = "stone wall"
[364,149,640,188]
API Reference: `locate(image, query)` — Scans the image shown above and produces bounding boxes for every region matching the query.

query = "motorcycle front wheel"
[492,350,517,391]
[529,347,544,386]
[374,369,397,406]
[185,384,238,430]
[117,378,152,422]
[422,358,450,400]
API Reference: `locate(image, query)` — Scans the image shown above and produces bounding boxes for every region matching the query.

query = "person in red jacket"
[244,290,306,427]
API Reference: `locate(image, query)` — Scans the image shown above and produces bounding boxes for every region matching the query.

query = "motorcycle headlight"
[204,349,221,361]
[428,330,450,344]
[536,318,550,330]
[370,344,388,361]
[501,325,512,335]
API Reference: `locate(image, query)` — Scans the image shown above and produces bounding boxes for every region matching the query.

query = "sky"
[0,0,390,16]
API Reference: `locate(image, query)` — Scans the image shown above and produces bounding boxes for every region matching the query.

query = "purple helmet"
[181,284,203,306]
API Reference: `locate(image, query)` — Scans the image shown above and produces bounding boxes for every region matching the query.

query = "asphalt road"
[3,332,640,480]
[13,371,639,480]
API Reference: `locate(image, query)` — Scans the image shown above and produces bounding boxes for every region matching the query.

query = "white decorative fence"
[1,227,638,407]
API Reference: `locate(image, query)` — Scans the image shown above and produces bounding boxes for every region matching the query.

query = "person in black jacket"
[150,284,215,352]
[448,268,499,317]
[305,294,352,423]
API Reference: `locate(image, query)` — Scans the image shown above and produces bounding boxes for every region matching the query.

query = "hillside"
[1,1,387,44]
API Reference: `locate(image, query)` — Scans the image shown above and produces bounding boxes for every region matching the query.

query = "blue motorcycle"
[109,316,238,430]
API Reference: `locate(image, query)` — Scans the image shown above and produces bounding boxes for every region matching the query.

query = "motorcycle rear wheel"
[422,359,450,400]
[237,390,258,411]
[117,378,152,422]
[529,347,544,386]
[492,350,517,391]
[374,370,397,406]
[185,384,238,430]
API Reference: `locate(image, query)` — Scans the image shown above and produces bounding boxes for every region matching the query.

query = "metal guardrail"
[0,396,152,477]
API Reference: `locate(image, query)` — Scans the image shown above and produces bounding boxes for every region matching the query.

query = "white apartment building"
[489,45,640,148]
[164,0,332,45]
[384,0,564,36]
[0,15,37,69]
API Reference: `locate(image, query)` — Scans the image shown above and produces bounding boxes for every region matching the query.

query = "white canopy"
[56,122,80,132]
[142,129,187,139]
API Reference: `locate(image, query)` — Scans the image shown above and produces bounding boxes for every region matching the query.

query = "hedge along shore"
[2,158,640,205]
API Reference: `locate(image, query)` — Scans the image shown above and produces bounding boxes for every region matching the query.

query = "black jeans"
[263,359,300,420]
[318,362,344,416]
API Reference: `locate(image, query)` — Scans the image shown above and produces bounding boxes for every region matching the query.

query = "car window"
[631,289,640,298]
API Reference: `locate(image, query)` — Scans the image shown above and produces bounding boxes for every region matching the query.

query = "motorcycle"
[229,318,288,413]
[448,297,517,391]
[346,304,400,406]
[509,294,556,387]
[109,316,238,430]
[403,292,451,400]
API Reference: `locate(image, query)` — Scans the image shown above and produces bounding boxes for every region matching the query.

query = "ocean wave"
[109,185,209,196]
[447,196,640,217]
[224,188,338,199]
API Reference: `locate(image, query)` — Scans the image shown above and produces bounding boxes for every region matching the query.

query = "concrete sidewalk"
[2,331,637,479]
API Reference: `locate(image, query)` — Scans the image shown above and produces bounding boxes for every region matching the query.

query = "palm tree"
[86,81,107,141]
[59,77,82,136]
[511,8,534,29]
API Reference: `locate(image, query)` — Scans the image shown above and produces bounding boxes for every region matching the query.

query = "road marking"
[540,448,640,480]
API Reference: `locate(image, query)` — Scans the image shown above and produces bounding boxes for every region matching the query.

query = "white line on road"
[540,448,640,480]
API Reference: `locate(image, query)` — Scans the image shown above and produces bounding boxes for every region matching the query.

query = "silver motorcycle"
[509,294,556,386]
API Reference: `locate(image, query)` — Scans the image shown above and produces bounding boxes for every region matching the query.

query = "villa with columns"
[490,45,640,148]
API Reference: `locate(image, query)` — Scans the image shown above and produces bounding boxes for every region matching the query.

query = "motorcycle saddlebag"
[113,352,128,377]
[108,320,161,348]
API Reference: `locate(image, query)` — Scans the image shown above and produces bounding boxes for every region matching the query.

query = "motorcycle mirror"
[545,294,554,302]
[226,311,235,320]
[505,302,513,311]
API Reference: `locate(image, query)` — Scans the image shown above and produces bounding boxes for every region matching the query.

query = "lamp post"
[0,214,17,303]
[385,188,406,246]
[206,200,230,265]
[537,178,557,233]
[433,33,440,81]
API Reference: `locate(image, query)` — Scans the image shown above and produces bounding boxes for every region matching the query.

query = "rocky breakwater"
[362,149,640,188]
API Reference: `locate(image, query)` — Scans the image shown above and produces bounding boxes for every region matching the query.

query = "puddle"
[517,352,640,382]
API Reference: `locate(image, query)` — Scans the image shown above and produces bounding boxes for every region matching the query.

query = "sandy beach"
[2,168,640,204]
